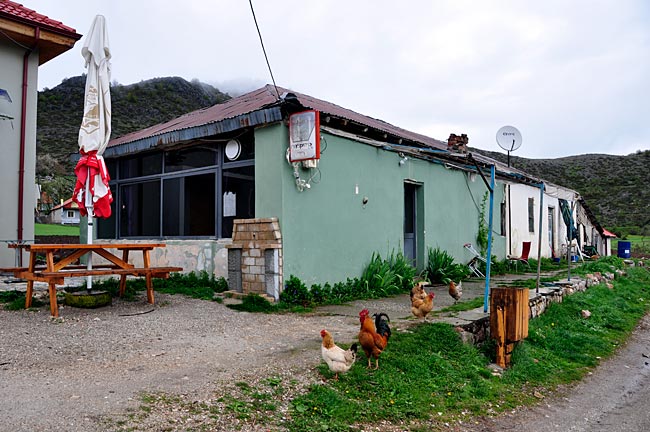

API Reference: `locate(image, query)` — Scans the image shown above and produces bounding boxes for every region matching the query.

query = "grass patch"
[0,291,46,310]
[286,265,650,431]
[438,296,484,313]
[63,271,228,303]
[34,223,80,236]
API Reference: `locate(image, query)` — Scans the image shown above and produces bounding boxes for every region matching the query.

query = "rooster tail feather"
[350,342,358,353]
[373,313,392,339]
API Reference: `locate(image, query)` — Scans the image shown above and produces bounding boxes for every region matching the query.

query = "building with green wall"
[100,84,605,298]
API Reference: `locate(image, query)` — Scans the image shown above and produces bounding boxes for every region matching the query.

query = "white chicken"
[320,329,358,380]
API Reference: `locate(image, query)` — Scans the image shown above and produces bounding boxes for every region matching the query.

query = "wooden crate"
[490,287,529,367]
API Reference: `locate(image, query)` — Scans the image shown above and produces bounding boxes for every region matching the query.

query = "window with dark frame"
[528,197,535,233]
[97,132,255,239]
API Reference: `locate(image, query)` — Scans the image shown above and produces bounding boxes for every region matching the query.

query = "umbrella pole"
[85,171,93,291]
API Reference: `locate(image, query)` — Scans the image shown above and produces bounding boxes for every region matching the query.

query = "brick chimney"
[447,133,469,153]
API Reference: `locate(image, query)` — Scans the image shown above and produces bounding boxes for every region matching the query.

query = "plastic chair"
[463,243,487,278]
[508,241,531,271]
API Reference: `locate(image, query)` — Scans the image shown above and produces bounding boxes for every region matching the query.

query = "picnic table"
[1,243,182,317]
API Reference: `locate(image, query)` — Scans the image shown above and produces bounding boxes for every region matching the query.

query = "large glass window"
[119,181,161,237]
[100,131,255,240]
[222,165,255,238]
[119,153,163,178]
[163,173,215,236]
[165,146,218,173]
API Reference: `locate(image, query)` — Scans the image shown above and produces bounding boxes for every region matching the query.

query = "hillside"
[473,148,650,235]
[36,76,230,175]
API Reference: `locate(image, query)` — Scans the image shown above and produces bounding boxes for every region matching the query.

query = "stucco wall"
[255,123,506,286]
[89,239,231,278]
[0,42,38,267]
[507,183,575,259]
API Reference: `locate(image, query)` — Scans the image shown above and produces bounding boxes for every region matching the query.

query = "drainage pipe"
[18,26,40,247]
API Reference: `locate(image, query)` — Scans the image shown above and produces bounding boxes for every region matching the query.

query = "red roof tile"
[0,0,78,35]
[109,85,447,151]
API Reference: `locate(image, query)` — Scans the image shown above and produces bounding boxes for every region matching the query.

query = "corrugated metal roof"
[106,85,448,154]
[0,1,79,35]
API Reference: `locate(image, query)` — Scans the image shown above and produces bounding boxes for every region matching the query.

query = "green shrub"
[278,250,416,308]
[280,275,312,307]
[423,247,470,284]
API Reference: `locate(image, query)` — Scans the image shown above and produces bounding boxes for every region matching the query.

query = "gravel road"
[4,282,650,431]
[0,288,424,431]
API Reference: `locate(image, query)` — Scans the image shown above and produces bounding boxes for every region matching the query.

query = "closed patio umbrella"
[72,15,113,290]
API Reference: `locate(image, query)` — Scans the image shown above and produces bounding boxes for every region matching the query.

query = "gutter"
[18,26,40,244]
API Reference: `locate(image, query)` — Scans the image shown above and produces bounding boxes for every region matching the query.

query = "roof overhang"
[0,15,81,64]
[104,106,284,158]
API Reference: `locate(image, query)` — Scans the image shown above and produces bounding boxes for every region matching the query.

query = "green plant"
[85,271,227,302]
[423,247,470,284]
[280,275,312,307]
[477,192,489,256]
[227,294,277,313]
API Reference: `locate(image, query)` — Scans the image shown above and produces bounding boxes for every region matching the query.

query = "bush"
[278,250,416,308]
[423,247,470,284]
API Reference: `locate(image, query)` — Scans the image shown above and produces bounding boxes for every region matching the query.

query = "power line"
[248,0,281,101]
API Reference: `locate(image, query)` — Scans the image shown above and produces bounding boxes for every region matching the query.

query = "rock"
[581,310,591,319]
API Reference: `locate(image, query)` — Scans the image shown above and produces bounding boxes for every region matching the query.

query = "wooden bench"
[1,243,183,317]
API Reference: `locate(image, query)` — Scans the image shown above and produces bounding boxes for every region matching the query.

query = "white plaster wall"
[507,183,574,260]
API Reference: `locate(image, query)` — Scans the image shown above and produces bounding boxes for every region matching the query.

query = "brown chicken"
[410,281,428,301]
[357,309,391,370]
[448,280,463,303]
[411,289,435,321]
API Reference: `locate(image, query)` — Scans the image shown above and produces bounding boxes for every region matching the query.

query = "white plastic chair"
[463,243,487,278]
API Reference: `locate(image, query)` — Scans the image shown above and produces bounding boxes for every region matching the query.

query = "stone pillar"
[227,248,242,293]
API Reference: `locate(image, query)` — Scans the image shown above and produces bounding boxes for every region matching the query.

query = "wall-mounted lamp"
[398,152,408,166]
[362,196,369,207]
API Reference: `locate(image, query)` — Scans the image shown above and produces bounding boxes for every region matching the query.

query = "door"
[548,207,555,257]
[404,183,417,265]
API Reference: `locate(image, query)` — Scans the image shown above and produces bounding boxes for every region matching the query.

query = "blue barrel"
[617,241,632,258]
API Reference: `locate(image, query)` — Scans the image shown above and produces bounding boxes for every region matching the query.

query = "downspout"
[18,27,40,246]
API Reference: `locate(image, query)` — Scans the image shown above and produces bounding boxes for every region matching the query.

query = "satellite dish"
[496,126,522,167]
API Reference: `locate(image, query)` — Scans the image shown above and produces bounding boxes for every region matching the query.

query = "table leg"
[25,251,37,309]
[143,250,154,304]
[119,249,130,297]
[48,282,58,318]
[25,281,33,309]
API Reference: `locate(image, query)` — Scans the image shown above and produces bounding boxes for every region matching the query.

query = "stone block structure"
[226,218,283,301]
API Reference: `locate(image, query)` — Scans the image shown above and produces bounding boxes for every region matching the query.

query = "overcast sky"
[35,1,649,159]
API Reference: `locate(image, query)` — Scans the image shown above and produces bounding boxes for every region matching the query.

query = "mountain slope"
[473,148,650,233]
[37,76,230,174]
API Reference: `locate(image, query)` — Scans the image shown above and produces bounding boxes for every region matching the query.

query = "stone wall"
[226,218,283,301]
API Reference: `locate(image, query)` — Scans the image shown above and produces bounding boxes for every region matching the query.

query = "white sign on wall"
[289,110,321,162]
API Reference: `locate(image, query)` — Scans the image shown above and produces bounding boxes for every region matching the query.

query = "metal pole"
[484,165,495,313]
[85,170,93,291]
[536,183,544,293]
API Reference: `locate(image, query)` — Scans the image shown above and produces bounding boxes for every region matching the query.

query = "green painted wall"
[255,123,505,286]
